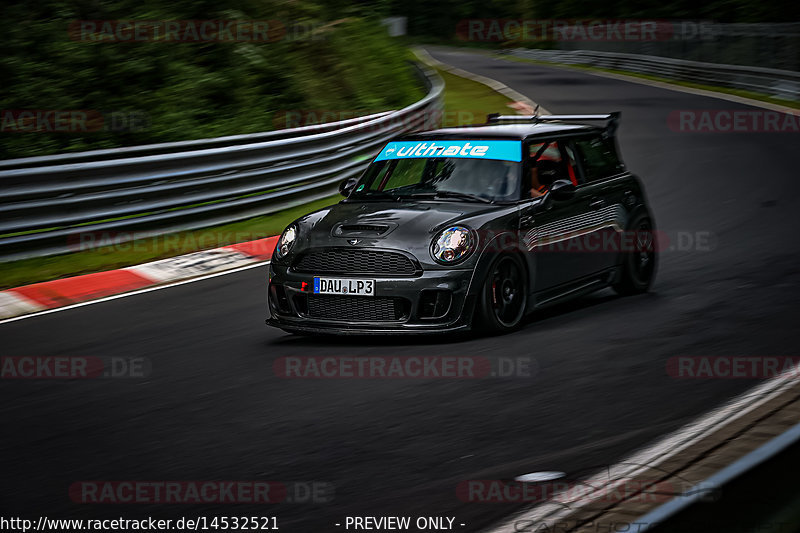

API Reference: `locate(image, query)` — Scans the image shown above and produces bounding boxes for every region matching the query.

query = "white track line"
[0,261,269,326]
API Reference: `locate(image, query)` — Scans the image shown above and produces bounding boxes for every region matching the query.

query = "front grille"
[302,295,408,322]
[293,249,417,275]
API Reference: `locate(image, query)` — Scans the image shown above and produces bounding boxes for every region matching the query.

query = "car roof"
[396,122,600,142]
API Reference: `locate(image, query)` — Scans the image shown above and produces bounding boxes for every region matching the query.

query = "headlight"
[432,226,474,264]
[275,224,298,259]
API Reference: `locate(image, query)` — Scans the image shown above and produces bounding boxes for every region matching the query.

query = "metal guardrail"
[0,64,444,261]
[553,23,800,72]
[508,48,800,101]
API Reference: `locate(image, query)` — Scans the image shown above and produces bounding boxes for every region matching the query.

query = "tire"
[475,254,528,334]
[613,213,657,295]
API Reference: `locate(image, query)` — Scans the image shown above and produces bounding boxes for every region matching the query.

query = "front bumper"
[264,318,471,336]
[266,263,477,335]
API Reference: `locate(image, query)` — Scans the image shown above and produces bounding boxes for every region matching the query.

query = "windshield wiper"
[408,190,493,204]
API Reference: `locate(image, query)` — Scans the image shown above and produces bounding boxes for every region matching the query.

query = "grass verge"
[0,59,514,290]
[433,67,515,124]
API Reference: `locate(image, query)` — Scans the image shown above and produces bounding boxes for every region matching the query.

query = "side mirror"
[548,179,576,201]
[339,177,359,197]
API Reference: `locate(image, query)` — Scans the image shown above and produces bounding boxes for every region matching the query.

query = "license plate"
[313,277,375,296]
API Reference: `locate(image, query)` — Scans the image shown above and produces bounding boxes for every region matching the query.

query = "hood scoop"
[332,222,397,238]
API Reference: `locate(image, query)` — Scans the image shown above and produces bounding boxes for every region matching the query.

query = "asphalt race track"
[2,48,799,531]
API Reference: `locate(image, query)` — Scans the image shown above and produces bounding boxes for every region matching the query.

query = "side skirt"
[531,267,618,311]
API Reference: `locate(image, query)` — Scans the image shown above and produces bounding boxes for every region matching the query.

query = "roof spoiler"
[486,112,620,135]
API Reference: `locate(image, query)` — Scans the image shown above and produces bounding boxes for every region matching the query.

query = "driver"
[530,165,548,198]
[529,142,561,198]
[529,153,565,198]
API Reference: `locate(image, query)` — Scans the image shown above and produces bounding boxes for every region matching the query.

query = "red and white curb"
[0,236,277,321]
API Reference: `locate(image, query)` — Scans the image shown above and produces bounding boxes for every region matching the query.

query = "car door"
[569,135,630,274]
[518,139,601,294]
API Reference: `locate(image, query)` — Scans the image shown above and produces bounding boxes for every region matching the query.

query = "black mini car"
[266,113,656,335]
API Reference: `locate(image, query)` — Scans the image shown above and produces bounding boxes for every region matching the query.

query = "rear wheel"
[476,254,528,333]
[613,214,657,295]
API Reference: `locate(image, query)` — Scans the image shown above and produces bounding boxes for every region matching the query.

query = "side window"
[529,142,562,162]
[574,136,624,182]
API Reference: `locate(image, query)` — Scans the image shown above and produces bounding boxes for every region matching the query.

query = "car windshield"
[350,140,524,203]
[351,157,522,203]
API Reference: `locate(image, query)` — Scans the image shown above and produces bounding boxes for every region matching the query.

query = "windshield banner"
[375,140,521,162]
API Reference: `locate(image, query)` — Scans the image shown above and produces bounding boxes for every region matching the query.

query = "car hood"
[291,200,511,268]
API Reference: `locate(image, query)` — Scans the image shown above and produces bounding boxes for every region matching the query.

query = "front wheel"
[475,254,528,334]
[613,214,657,295]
